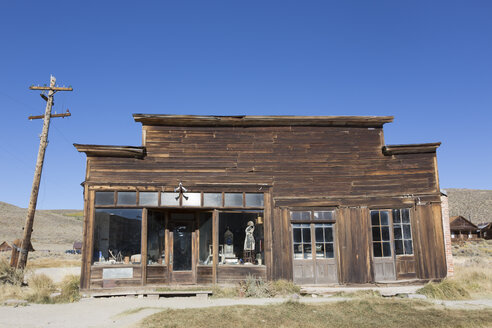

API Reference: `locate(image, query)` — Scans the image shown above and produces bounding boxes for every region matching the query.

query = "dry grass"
[418,241,492,300]
[140,298,492,328]
[26,257,81,269]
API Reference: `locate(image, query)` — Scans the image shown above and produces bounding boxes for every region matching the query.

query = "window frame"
[290,209,337,261]
[369,208,414,259]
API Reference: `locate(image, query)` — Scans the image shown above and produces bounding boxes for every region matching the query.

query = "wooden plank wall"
[413,204,447,279]
[337,207,373,284]
[86,126,438,199]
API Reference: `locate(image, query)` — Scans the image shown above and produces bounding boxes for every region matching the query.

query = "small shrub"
[26,273,56,304]
[417,279,470,300]
[239,275,275,298]
[0,259,24,286]
[57,275,80,303]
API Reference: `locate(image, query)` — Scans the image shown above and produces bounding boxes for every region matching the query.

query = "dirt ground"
[1,294,491,328]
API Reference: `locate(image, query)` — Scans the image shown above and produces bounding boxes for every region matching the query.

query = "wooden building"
[479,222,492,240]
[449,216,479,241]
[75,114,448,290]
[0,241,12,253]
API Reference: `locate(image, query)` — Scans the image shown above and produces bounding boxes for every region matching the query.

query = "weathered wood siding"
[81,124,445,285]
[86,126,438,199]
[337,207,373,283]
[413,204,447,279]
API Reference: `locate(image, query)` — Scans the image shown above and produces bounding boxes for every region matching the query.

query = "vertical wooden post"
[212,209,218,284]
[141,208,148,286]
[17,76,73,270]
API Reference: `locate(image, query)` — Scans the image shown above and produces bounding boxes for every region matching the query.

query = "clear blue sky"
[1,1,491,209]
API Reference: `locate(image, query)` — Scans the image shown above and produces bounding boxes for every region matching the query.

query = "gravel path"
[1,295,491,328]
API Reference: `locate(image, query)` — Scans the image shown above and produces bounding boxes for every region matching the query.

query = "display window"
[218,211,264,265]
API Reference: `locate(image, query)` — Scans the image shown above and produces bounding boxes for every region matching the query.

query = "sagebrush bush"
[26,273,56,304]
[0,258,24,285]
[239,275,275,298]
[58,275,80,303]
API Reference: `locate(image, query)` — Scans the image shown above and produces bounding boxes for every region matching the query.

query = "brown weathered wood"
[141,208,148,286]
[76,114,444,289]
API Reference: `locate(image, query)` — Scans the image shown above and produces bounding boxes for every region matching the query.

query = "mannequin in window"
[244,221,255,251]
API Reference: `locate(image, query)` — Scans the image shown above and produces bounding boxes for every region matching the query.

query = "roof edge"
[383,142,441,155]
[133,114,394,127]
[74,144,146,159]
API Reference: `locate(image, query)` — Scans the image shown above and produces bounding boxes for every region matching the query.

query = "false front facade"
[75,114,448,290]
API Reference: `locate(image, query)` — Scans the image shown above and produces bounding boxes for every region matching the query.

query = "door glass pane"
[373,242,382,257]
[403,225,412,239]
[182,193,201,206]
[404,240,413,255]
[392,209,401,223]
[371,211,380,226]
[293,227,302,243]
[147,211,165,265]
[173,224,192,271]
[394,226,402,239]
[380,211,389,225]
[95,191,114,206]
[245,193,264,207]
[394,240,403,255]
[372,227,381,242]
[326,243,334,258]
[382,242,392,257]
[315,243,324,258]
[293,243,303,259]
[315,227,324,242]
[162,192,180,206]
[381,227,390,241]
[303,244,312,259]
[139,192,158,206]
[203,193,222,207]
[224,193,243,207]
[402,209,410,223]
[302,227,311,243]
[117,192,136,205]
[324,227,333,242]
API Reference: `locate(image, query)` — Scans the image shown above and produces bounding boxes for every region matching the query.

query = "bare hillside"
[0,202,83,251]
[445,188,492,225]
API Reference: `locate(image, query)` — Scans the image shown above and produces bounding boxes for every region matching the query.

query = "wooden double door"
[292,223,338,284]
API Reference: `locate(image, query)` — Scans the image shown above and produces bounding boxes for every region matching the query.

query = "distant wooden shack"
[478,222,492,240]
[75,114,448,291]
[450,216,479,241]
[73,241,83,252]
[0,241,12,252]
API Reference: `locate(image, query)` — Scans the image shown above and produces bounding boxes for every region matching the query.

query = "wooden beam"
[28,111,71,120]
[29,86,73,91]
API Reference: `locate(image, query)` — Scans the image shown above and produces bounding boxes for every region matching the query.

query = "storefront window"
[95,191,114,206]
[292,224,312,259]
[117,192,137,205]
[203,193,222,207]
[139,192,158,206]
[198,213,213,265]
[147,211,165,265]
[92,209,142,264]
[182,193,201,206]
[224,193,243,207]
[218,212,264,265]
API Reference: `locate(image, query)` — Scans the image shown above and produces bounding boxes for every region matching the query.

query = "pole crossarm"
[28,111,71,120]
[29,86,73,91]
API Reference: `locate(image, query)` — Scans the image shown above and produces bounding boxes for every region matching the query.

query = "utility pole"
[16,75,73,270]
